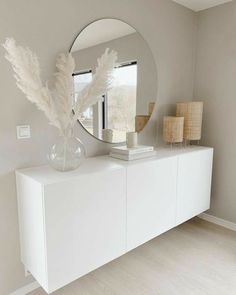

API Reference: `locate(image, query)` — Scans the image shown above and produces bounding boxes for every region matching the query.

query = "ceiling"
[71,19,136,52]
[172,0,233,11]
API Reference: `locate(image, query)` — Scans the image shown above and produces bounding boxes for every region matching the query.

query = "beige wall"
[0,0,196,293]
[194,1,236,223]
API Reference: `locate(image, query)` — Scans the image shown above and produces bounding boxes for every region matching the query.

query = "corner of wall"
[192,11,200,101]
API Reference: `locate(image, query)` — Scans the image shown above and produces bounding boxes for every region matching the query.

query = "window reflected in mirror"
[73,71,93,134]
[106,61,137,142]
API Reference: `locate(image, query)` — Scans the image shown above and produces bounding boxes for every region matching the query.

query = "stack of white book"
[110,145,156,161]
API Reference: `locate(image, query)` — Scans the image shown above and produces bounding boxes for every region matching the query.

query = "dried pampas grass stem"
[73,48,117,122]
[3,38,117,135]
[3,38,63,131]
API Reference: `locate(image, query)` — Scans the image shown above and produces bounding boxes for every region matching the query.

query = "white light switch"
[17,125,31,139]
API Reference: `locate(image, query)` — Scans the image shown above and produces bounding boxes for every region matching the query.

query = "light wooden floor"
[29,218,236,295]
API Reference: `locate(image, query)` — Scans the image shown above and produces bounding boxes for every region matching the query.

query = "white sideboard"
[16,146,213,294]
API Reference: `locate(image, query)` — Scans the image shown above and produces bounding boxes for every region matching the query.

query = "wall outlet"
[17,125,31,139]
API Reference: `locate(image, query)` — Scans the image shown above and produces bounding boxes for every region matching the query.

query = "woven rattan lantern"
[135,115,150,132]
[176,101,203,141]
[163,116,184,144]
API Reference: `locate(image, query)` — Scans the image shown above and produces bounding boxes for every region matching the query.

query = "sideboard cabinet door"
[16,161,127,294]
[176,149,213,225]
[126,157,178,251]
[44,168,126,293]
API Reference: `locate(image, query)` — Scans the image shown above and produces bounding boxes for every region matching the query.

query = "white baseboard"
[199,213,236,232]
[8,281,40,295]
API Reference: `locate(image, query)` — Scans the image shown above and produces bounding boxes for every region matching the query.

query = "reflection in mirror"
[71,19,157,143]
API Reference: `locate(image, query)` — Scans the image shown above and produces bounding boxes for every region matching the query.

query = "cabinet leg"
[24,266,31,277]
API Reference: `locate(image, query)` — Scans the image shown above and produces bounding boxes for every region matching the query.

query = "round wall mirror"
[70,18,157,143]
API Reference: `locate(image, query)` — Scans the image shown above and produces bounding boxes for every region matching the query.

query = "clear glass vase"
[48,130,85,172]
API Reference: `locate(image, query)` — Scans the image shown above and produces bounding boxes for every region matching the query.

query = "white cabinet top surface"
[16,146,213,185]
[118,146,213,163]
[16,156,125,185]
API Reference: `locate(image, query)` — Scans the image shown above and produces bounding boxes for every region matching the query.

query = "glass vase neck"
[61,126,74,138]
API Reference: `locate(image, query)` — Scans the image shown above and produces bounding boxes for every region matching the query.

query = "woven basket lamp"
[176,101,203,141]
[163,116,184,144]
